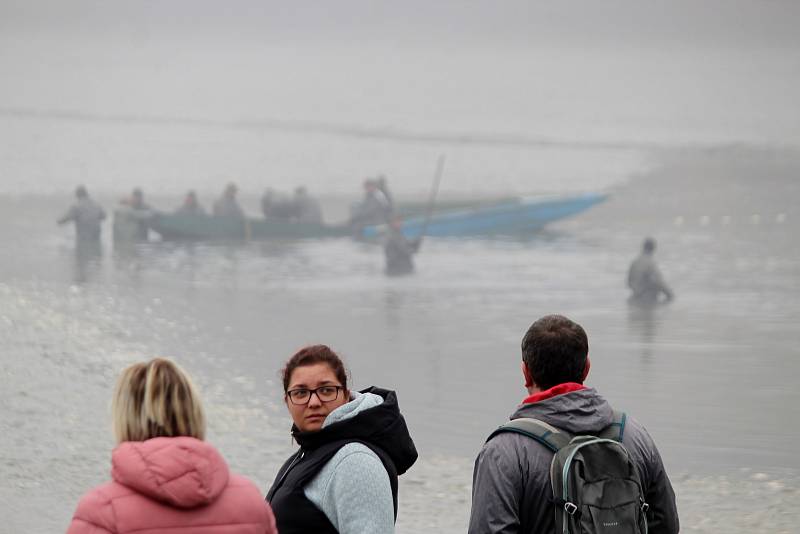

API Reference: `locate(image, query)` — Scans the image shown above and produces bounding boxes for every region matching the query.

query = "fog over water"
[1,2,799,533]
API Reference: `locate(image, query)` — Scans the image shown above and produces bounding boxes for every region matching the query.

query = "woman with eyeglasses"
[266,344,418,534]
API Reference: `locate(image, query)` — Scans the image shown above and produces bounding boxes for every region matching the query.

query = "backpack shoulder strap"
[487,418,572,452]
[598,410,627,442]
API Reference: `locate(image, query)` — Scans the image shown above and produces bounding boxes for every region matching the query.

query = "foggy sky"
[2,0,799,49]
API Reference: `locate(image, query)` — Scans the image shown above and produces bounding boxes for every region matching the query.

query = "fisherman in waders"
[59,185,106,281]
[384,216,420,276]
[58,185,106,244]
[110,187,154,245]
[628,237,674,307]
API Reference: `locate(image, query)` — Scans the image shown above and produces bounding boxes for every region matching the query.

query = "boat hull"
[363,193,607,239]
[139,193,607,242]
[147,213,351,241]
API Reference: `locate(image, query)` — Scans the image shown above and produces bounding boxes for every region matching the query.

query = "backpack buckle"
[641,502,650,514]
[564,502,578,515]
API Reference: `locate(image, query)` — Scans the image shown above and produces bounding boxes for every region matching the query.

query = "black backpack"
[488,411,650,534]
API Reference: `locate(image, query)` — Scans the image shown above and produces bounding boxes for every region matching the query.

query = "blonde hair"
[112,358,206,443]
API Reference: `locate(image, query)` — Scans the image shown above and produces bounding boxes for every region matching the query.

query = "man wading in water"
[628,237,674,307]
[58,185,106,244]
[383,216,420,276]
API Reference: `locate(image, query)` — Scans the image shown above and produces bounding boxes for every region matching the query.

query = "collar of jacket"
[290,386,418,475]
[521,382,586,405]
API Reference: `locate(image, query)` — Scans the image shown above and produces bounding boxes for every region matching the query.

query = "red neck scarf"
[522,382,586,404]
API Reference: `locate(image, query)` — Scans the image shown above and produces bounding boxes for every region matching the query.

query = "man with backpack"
[468,314,679,534]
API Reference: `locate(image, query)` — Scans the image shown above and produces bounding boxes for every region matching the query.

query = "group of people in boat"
[174,179,386,226]
[57,178,425,277]
[65,315,679,534]
[115,179,391,227]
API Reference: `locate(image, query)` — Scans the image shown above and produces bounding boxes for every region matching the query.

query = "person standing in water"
[384,216,420,276]
[121,187,153,242]
[57,185,106,243]
[627,237,674,307]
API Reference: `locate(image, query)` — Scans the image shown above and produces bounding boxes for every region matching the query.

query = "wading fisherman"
[384,216,420,276]
[57,185,106,243]
[628,237,674,307]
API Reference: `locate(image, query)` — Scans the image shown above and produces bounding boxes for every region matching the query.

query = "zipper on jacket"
[268,450,305,501]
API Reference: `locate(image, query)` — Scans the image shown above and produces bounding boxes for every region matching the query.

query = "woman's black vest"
[265,387,417,534]
[266,439,398,534]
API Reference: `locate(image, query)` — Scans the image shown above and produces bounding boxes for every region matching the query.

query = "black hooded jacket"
[266,387,418,534]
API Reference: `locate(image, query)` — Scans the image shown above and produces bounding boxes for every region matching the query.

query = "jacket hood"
[322,390,384,427]
[111,436,230,508]
[292,386,418,475]
[510,387,614,435]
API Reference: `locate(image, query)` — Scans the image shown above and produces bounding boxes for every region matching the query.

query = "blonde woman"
[66,358,277,534]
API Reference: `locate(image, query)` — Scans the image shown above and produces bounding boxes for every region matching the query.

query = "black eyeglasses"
[286,385,344,406]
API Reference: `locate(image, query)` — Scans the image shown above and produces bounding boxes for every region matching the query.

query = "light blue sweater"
[304,391,395,534]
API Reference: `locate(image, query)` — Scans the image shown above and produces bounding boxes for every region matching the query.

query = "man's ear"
[581,356,591,382]
[522,361,533,388]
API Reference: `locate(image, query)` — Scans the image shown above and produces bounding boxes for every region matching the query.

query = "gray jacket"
[468,388,679,534]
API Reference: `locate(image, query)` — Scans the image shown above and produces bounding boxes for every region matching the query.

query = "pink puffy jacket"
[66,437,277,534]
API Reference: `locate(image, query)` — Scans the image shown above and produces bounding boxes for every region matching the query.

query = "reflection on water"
[627,304,660,363]
[73,240,103,285]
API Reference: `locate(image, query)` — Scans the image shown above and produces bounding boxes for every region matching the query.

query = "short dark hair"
[521,315,588,390]
[643,237,656,254]
[282,344,348,393]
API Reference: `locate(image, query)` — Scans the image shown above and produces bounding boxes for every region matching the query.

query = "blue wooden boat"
[361,192,607,239]
[135,193,606,242]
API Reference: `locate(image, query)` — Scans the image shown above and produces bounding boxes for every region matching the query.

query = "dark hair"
[643,237,656,254]
[282,344,348,392]
[521,315,588,390]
